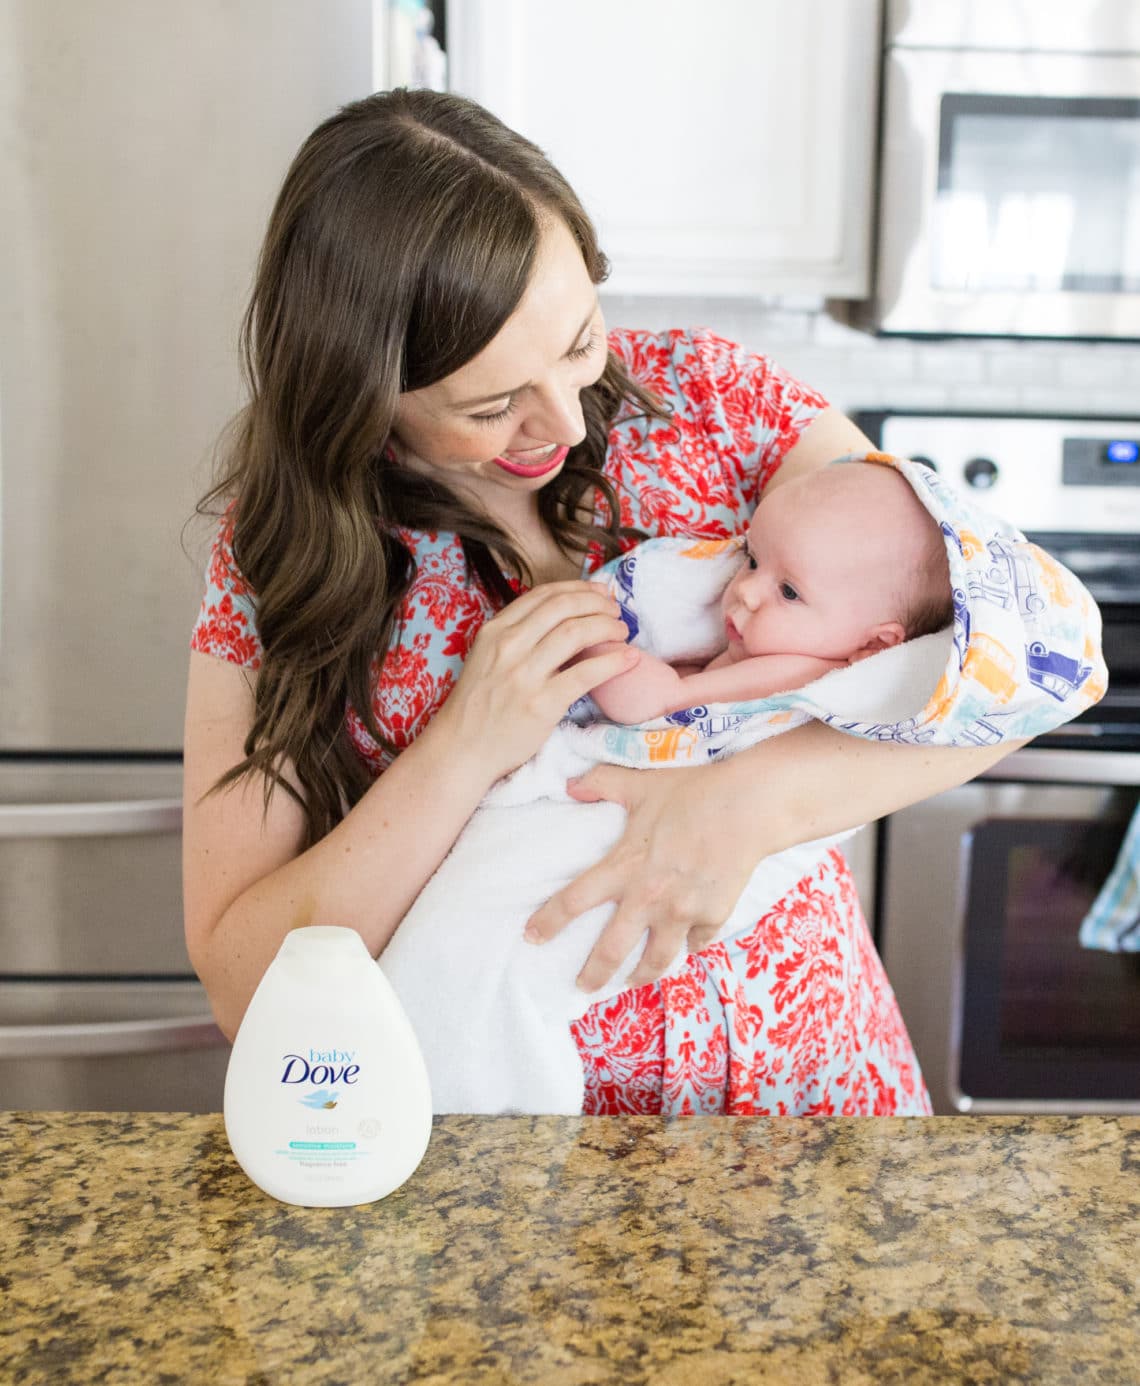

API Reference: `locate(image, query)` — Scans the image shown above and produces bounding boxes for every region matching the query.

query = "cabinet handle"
[0,799,182,838]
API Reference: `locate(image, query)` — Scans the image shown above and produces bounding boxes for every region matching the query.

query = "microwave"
[870,0,1140,340]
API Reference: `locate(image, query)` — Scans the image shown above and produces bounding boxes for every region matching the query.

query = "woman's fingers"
[531,611,631,673]
[475,589,628,675]
[526,763,746,991]
[441,584,638,782]
[564,764,633,806]
[524,857,620,949]
[489,579,616,632]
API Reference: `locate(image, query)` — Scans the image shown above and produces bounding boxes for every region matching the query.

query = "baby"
[590,458,954,724]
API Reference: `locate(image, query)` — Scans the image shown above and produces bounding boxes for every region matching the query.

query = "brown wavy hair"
[198,88,668,846]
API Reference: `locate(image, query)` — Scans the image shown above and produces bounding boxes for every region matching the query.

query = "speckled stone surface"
[2,1113,1138,1384]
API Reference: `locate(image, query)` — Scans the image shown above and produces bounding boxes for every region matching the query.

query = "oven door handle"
[0,798,182,838]
[0,1014,226,1058]
[981,748,1140,786]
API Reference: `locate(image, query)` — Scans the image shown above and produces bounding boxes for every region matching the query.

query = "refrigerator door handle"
[0,1014,226,1058]
[0,798,182,838]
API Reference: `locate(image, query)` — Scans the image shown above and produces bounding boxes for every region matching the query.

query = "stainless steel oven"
[857,410,1140,1113]
[871,0,1140,339]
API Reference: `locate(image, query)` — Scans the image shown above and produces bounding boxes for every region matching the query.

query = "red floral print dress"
[191,327,933,1116]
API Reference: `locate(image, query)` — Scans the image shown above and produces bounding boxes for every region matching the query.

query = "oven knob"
[964,456,998,489]
[910,455,938,472]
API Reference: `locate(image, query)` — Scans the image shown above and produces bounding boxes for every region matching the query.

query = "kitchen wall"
[599,293,1140,420]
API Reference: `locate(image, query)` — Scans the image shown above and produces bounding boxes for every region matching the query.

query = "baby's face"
[721,473,902,662]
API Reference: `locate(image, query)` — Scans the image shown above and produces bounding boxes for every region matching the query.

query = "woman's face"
[391,215,607,510]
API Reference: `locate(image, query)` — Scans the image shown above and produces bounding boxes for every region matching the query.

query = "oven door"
[875,46,1140,338]
[878,749,1140,1114]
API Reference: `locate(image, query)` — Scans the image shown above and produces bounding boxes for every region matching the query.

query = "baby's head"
[723,458,952,664]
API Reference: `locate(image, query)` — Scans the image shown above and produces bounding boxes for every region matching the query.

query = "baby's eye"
[779,582,800,601]
[747,553,758,571]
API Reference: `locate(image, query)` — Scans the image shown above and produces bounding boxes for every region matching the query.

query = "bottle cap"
[276,925,370,961]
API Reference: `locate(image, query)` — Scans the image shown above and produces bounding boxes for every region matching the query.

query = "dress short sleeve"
[604,327,828,532]
[189,511,262,669]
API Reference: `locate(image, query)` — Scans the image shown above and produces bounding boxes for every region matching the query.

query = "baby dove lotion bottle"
[223,926,432,1207]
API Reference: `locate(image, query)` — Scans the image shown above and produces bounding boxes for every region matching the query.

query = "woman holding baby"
[184,89,1097,1116]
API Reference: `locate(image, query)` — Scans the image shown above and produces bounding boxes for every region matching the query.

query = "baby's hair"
[902,516,955,638]
[828,459,954,639]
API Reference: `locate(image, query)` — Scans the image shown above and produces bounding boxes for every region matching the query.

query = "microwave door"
[876,48,1140,339]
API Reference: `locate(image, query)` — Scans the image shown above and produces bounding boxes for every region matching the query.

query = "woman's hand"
[524,759,758,992]
[433,580,636,783]
[524,718,1029,995]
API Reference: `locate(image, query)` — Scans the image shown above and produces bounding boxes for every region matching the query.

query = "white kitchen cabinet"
[446,0,882,297]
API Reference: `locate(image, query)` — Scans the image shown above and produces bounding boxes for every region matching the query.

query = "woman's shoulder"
[608,326,751,406]
[602,326,829,530]
[606,325,806,407]
[190,506,262,668]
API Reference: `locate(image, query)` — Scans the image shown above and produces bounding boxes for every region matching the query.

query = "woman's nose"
[527,382,587,446]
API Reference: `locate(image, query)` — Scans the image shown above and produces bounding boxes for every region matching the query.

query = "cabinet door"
[447,0,881,297]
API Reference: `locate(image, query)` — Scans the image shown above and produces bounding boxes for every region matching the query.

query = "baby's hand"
[591,650,685,724]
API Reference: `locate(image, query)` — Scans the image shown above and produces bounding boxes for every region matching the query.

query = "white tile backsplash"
[600,293,1140,422]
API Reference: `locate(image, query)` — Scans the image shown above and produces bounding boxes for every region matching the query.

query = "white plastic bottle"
[223,925,433,1207]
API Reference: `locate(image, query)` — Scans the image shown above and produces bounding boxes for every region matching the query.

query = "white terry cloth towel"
[380,454,1107,1115]
[380,725,854,1115]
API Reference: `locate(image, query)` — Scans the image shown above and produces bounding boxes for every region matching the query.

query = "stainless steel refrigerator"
[0,0,372,1110]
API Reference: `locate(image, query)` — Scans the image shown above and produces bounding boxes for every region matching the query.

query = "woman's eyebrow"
[450,307,596,409]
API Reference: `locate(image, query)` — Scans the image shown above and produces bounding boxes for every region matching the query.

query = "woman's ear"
[849,621,907,663]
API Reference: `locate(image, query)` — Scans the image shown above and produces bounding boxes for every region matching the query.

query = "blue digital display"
[1105,440,1139,464]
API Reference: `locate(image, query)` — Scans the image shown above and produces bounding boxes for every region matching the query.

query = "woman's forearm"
[722,719,1025,851]
[195,717,493,1039]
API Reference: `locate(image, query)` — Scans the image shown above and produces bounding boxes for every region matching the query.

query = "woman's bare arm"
[183,653,494,1041]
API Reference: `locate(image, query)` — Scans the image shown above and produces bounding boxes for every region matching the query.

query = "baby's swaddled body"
[379,457,1105,1115]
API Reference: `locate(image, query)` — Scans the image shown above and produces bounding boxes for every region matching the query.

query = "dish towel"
[1079,804,1140,952]
[380,454,1107,1114]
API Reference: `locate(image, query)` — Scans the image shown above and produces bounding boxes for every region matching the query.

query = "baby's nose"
[737,573,766,610]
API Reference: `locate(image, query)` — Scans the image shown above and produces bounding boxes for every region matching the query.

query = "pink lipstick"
[492,445,569,478]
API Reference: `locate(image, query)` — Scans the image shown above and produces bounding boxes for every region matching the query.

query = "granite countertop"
[3,1113,1138,1384]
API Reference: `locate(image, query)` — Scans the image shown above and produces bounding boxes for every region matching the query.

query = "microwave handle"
[982,748,1140,787]
[0,799,182,838]
[0,1014,225,1058]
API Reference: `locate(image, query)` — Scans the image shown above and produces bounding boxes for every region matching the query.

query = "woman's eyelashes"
[566,327,599,363]
[471,397,519,426]
[469,329,599,425]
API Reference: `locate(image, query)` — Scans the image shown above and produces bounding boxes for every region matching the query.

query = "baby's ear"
[849,621,907,663]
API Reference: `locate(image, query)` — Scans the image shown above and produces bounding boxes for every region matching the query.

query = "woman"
[184,89,1084,1115]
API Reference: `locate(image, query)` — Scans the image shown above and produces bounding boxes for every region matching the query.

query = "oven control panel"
[861,413,1140,536]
